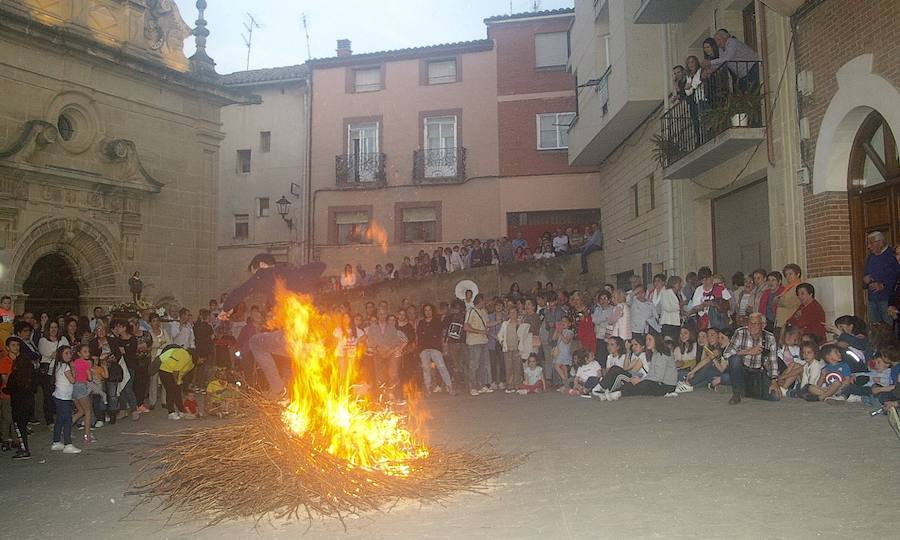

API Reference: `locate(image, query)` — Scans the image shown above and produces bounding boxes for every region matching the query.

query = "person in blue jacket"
[862,231,900,326]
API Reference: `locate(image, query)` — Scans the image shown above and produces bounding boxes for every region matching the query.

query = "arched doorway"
[22,253,80,316]
[848,111,900,315]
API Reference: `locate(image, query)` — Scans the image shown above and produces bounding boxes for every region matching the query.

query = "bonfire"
[129,286,519,526]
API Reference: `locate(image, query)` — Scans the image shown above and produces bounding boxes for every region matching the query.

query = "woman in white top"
[36,320,68,426]
[684,55,704,102]
[50,346,81,453]
[340,264,357,289]
[147,314,172,410]
[660,275,683,340]
[592,336,649,395]
[607,289,632,341]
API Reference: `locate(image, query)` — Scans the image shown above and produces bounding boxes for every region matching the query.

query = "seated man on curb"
[723,312,779,405]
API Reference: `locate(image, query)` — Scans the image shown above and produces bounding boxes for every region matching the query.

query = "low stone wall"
[317,251,604,311]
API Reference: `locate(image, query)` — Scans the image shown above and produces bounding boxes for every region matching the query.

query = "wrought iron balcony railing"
[658,60,764,169]
[412,147,466,183]
[335,152,386,186]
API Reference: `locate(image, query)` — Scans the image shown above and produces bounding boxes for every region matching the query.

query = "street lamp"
[276,195,293,229]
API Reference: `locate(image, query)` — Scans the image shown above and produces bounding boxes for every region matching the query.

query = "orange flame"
[365,223,389,253]
[274,284,427,475]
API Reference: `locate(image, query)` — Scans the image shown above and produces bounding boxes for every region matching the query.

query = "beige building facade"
[0,0,237,315]
[307,10,601,275]
[217,66,309,293]
[569,0,811,304]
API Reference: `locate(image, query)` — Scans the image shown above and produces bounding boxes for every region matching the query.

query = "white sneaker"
[664,392,679,398]
[62,444,82,454]
[504,388,516,394]
[93,421,104,428]
[432,386,443,393]
[469,389,480,397]
[676,382,693,393]
[594,391,607,401]
[846,394,863,403]
[516,389,528,395]
[479,386,494,394]
[607,391,622,401]
[498,382,506,390]
[50,442,64,451]
[167,412,182,420]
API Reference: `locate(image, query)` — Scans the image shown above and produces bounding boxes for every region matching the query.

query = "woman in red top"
[787,283,826,342]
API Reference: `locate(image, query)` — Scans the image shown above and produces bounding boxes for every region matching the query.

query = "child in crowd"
[50,346,81,454]
[787,343,824,399]
[684,328,725,390]
[799,344,849,401]
[673,327,697,380]
[70,344,96,443]
[570,350,601,397]
[840,348,896,403]
[181,390,200,419]
[592,336,648,396]
[553,316,575,392]
[2,337,33,459]
[604,334,677,400]
[207,367,240,417]
[518,354,545,394]
[772,327,803,396]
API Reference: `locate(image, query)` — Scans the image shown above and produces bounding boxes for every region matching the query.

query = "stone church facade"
[0,0,240,315]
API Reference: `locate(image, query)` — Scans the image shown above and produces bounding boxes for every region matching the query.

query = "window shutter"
[535,32,568,68]
[335,211,369,225]
[402,207,437,223]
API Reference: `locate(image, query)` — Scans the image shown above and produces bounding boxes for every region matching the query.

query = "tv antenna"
[301,13,312,61]
[532,1,541,11]
[242,13,262,70]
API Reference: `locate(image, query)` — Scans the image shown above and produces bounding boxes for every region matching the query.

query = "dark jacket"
[223,262,326,312]
[863,248,900,302]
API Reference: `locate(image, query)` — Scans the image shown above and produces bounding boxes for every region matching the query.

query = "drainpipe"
[756,0,775,165]
[662,23,676,274]
[304,72,314,263]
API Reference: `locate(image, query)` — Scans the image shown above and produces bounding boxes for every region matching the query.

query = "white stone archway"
[809,54,900,321]
[813,54,900,194]
[11,217,123,313]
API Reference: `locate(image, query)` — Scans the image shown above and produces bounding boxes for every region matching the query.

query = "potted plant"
[650,132,682,168]
[704,82,764,130]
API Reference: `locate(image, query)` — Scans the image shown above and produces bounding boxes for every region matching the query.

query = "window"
[648,175,656,210]
[537,112,575,150]
[236,149,251,174]
[401,207,438,243]
[631,184,639,218]
[534,31,569,68]
[346,121,380,183]
[334,210,370,245]
[423,115,459,177]
[57,114,74,141]
[260,131,271,153]
[257,197,270,217]
[234,214,249,239]
[426,59,457,84]
[353,67,382,92]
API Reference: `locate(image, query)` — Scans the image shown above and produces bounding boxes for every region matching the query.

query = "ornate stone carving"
[0,206,19,250]
[144,0,191,57]
[0,120,57,161]
[101,138,164,192]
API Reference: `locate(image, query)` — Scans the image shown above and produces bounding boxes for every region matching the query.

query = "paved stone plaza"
[1,390,897,540]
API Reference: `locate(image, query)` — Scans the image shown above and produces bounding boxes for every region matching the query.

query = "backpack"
[106,359,124,383]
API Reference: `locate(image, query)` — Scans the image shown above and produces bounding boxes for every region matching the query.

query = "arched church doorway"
[23,253,80,316]
[848,111,900,316]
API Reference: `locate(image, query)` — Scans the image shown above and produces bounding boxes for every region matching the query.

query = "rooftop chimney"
[336,39,352,57]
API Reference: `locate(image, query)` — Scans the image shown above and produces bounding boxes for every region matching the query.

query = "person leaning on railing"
[704,28,761,90]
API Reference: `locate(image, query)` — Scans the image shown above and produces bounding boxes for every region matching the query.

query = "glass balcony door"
[347,122,379,182]
[424,116,457,177]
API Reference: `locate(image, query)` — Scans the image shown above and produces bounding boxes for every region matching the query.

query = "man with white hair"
[704,28,760,89]
[862,230,900,325]
[722,312,778,405]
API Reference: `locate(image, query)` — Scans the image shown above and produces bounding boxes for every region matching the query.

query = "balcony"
[568,0,665,166]
[633,0,702,24]
[335,152,386,188]
[413,147,466,184]
[659,61,766,179]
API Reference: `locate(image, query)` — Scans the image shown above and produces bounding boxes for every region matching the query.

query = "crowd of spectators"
[331,223,603,290]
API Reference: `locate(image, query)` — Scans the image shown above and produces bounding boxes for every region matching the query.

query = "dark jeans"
[599,365,632,392]
[52,397,74,445]
[728,356,777,400]
[105,381,120,413]
[621,380,675,397]
[489,348,505,386]
[581,244,602,273]
[36,368,55,425]
[690,363,723,388]
[158,371,183,413]
[133,363,149,407]
[595,339,608,369]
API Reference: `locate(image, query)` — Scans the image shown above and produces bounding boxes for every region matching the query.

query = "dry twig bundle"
[128,393,520,527]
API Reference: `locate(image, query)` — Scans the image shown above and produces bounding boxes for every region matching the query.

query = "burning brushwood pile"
[129,287,519,526]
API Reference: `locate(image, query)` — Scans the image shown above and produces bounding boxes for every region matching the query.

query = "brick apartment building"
[304,8,601,272]
[792,0,900,317]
